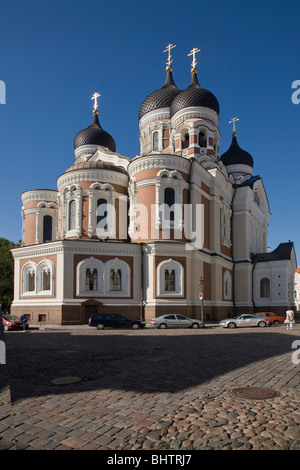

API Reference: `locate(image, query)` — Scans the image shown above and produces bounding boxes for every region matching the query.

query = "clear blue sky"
[1,0,300,263]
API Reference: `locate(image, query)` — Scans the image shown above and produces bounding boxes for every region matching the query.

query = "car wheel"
[191,323,199,329]
[258,321,266,327]
[272,320,279,326]
[131,324,139,329]
[3,324,8,331]
[227,322,236,329]
[158,323,167,329]
[97,323,105,330]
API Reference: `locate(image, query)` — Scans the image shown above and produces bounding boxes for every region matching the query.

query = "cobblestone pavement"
[1,324,300,451]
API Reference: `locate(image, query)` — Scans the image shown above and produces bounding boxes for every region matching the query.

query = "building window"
[43,215,52,242]
[165,270,176,291]
[110,269,122,291]
[96,198,108,229]
[182,132,189,149]
[69,200,76,231]
[42,269,51,291]
[85,268,98,291]
[199,131,206,147]
[28,271,35,292]
[156,259,184,297]
[153,131,159,151]
[260,278,270,298]
[164,187,175,222]
[224,270,232,300]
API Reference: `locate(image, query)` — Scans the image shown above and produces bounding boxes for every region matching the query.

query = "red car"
[256,312,285,325]
[2,314,28,331]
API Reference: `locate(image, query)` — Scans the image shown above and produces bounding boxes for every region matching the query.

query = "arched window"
[182,132,189,149]
[85,268,98,291]
[69,200,76,231]
[224,270,232,300]
[28,271,35,292]
[43,215,52,242]
[110,269,122,291]
[165,269,176,291]
[153,131,159,151]
[96,198,108,232]
[164,187,175,222]
[260,278,270,298]
[42,269,51,291]
[199,131,206,147]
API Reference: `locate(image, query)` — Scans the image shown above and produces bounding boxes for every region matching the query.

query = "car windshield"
[3,315,20,320]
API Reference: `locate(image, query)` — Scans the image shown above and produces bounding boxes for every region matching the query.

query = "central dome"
[221,133,253,168]
[74,110,116,152]
[139,69,181,120]
[170,70,220,117]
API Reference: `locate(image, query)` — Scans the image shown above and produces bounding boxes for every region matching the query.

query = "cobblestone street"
[1,324,300,451]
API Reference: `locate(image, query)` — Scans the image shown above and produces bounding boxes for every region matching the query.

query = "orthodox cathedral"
[11,46,296,325]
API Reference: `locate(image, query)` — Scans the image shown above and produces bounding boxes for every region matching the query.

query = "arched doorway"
[81,299,103,324]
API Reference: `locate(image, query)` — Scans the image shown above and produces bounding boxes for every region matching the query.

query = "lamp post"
[199,277,205,327]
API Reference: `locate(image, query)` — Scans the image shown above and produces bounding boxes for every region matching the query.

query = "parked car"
[149,314,203,329]
[256,312,285,325]
[89,313,145,330]
[220,314,269,329]
[2,314,29,331]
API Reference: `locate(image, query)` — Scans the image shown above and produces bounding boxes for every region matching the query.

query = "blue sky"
[0,0,300,263]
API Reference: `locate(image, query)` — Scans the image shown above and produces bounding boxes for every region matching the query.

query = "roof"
[64,160,127,175]
[73,111,116,152]
[221,133,253,168]
[252,242,294,263]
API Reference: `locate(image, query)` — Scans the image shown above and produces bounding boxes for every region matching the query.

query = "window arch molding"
[155,170,184,229]
[21,261,37,295]
[36,259,55,296]
[104,258,131,297]
[260,277,270,298]
[87,182,116,239]
[156,258,184,297]
[76,257,104,296]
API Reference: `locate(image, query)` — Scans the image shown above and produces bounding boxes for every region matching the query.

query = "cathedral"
[11,46,296,325]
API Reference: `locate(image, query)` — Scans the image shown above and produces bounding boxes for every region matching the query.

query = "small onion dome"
[170,69,220,117]
[221,133,254,168]
[64,160,127,175]
[73,110,116,152]
[139,68,181,120]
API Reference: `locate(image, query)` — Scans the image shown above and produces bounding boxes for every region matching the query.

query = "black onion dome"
[170,71,220,117]
[74,111,116,152]
[139,69,181,120]
[221,134,253,168]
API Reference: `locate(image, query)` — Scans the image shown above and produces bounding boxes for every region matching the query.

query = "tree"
[0,238,21,312]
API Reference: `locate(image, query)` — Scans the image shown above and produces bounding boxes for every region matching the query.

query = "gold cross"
[91,92,101,111]
[229,117,239,133]
[188,47,201,69]
[163,43,176,69]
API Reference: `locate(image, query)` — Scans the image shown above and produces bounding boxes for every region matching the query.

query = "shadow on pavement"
[3,328,298,403]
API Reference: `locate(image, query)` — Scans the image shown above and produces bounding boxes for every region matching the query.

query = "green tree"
[0,238,21,312]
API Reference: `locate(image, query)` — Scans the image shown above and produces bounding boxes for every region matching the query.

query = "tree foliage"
[0,238,21,312]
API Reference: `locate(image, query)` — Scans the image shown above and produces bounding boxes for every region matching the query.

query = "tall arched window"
[43,215,52,242]
[260,278,270,298]
[110,269,122,291]
[199,131,206,147]
[28,271,35,292]
[153,131,159,151]
[182,132,189,149]
[164,187,175,222]
[42,269,51,291]
[69,200,76,231]
[85,268,98,291]
[165,269,176,291]
[97,198,108,231]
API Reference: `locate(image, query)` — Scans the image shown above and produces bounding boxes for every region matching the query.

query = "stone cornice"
[128,154,190,178]
[21,190,58,204]
[57,169,129,191]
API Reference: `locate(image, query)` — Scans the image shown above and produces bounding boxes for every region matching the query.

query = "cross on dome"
[163,43,176,71]
[188,47,201,71]
[91,92,101,112]
[229,117,239,134]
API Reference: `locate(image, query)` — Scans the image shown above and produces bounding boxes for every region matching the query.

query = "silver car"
[149,314,203,329]
[220,314,269,329]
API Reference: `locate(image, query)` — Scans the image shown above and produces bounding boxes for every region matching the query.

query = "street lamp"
[199,277,205,327]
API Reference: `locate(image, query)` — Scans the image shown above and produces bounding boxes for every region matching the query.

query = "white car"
[220,314,269,329]
[150,314,203,329]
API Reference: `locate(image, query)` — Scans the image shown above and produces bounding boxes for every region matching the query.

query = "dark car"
[2,314,29,331]
[89,313,145,330]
